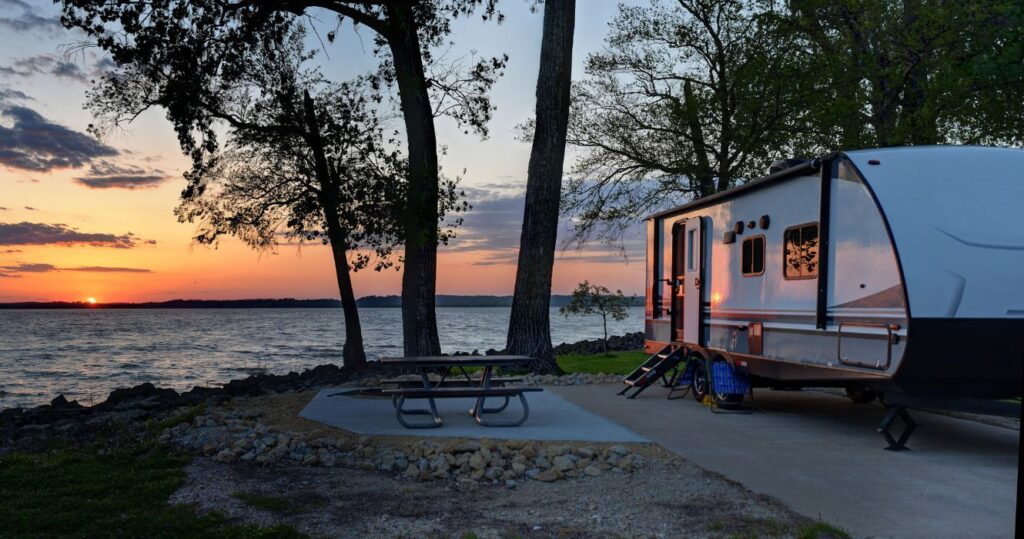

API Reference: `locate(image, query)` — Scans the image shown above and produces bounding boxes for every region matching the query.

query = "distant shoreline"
[0,295,643,310]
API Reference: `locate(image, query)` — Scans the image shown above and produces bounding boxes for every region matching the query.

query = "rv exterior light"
[747,221,756,229]
[723,231,736,244]
[868,159,881,165]
[759,215,770,229]
[734,221,744,234]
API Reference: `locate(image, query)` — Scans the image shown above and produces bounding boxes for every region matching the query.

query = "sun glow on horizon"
[86,297,97,305]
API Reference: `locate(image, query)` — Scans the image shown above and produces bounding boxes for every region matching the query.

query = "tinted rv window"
[742,236,765,276]
[783,224,819,279]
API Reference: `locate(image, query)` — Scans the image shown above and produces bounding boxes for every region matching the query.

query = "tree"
[86,26,442,369]
[559,281,632,355]
[58,0,505,357]
[506,0,575,375]
[561,0,818,245]
[779,0,1024,148]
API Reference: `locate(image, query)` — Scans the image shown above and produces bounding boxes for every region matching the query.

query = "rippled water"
[0,307,643,409]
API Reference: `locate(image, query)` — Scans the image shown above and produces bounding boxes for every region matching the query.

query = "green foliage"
[777,0,1024,148]
[556,351,648,375]
[796,520,850,539]
[0,444,302,538]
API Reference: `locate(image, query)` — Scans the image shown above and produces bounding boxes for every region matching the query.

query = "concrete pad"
[300,388,647,443]
[553,384,1018,539]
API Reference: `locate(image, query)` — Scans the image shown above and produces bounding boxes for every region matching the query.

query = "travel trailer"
[633,146,1023,411]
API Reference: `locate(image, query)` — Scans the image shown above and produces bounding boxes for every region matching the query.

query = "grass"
[796,521,850,539]
[233,491,326,515]
[147,403,206,433]
[0,442,303,538]
[556,350,648,375]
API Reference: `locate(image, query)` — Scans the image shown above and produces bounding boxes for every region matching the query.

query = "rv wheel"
[845,386,878,404]
[691,360,709,402]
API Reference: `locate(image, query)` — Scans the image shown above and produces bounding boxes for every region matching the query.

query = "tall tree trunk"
[328,239,368,369]
[602,315,608,355]
[302,90,367,369]
[506,0,576,375]
[387,3,442,357]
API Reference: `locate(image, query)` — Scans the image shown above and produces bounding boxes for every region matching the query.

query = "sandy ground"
[169,391,822,538]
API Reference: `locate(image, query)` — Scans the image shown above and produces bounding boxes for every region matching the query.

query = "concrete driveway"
[552,385,1018,538]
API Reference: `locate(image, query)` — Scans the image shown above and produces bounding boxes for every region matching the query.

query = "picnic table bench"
[379,355,542,428]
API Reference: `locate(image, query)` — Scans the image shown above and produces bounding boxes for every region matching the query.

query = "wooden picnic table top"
[379,355,533,368]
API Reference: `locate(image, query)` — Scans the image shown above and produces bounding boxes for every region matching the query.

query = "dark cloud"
[449,183,644,266]
[0,248,21,253]
[0,86,32,102]
[0,105,118,171]
[0,262,152,276]
[0,54,90,82]
[23,206,36,211]
[0,206,6,210]
[0,1,66,38]
[66,266,152,273]
[0,222,145,248]
[73,160,170,190]
[0,262,54,272]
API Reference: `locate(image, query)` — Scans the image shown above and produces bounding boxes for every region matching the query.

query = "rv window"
[742,236,765,276]
[783,223,819,279]
[687,229,695,271]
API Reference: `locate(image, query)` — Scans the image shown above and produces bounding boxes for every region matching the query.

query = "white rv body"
[644,146,1024,399]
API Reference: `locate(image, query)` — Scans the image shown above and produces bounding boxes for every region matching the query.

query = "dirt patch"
[172,453,816,538]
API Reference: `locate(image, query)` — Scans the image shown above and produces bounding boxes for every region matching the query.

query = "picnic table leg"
[474,392,531,427]
[395,395,443,428]
[468,366,510,415]
[391,369,442,425]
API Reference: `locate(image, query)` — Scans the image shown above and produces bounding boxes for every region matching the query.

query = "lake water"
[0,307,643,409]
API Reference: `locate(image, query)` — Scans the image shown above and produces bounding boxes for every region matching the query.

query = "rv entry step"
[618,345,685,399]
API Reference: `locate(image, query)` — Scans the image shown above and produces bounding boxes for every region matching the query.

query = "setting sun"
[86,297,97,305]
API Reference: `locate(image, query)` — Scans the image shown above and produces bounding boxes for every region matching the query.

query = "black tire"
[691,360,709,402]
[845,386,878,404]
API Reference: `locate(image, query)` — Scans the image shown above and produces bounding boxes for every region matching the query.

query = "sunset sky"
[0,0,647,303]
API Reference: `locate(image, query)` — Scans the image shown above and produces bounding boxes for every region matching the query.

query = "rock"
[485,467,502,481]
[452,441,480,453]
[470,469,486,481]
[584,466,602,477]
[608,445,630,456]
[512,462,527,477]
[302,453,318,466]
[549,444,571,456]
[535,456,551,469]
[574,447,595,459]
[506,480,518,489]
[240,451,256,462]
[469,452,486,471]
[215,449,235,463]
[525,468,541,480]
[617,454,640,471]
[536,468,561,482]
[553,455,575,472]
[575,458,592,470]
[403,463,418,479]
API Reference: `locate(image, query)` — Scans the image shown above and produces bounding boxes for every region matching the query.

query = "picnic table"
[379,355,542,429]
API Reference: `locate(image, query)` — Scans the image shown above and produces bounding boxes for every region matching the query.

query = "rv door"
[683,216,704,345]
